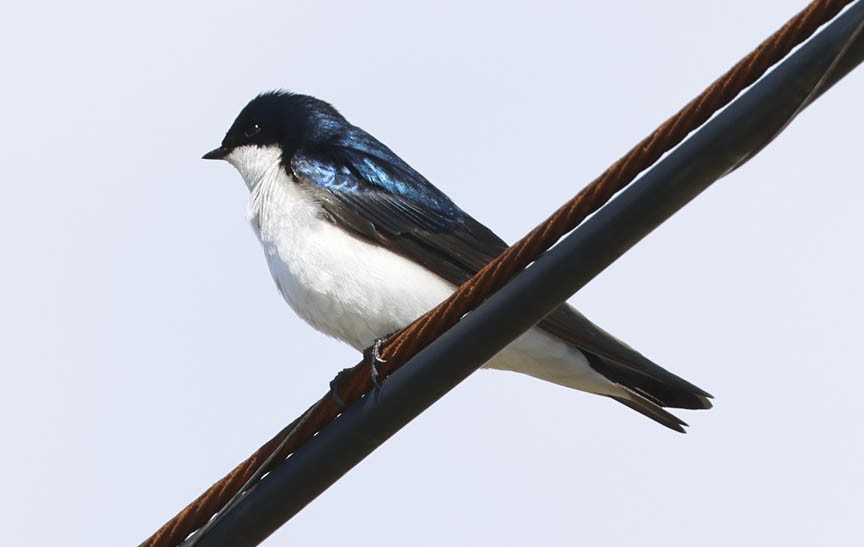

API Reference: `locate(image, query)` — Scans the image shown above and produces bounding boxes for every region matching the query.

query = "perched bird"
[204,91,712,432]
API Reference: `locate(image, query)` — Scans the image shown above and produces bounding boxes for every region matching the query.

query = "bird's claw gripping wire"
[364,336,389,389]
[329,336,391,407]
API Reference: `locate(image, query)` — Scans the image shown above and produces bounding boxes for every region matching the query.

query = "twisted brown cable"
[142,1,855,545]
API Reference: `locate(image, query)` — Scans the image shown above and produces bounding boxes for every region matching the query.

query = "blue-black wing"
[290,128,711,410]
[290,125,507,283]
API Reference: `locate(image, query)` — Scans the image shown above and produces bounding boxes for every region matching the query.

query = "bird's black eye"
[244,123,261,138]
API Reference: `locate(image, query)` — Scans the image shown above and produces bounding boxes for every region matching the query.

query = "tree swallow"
[204,91,712,432]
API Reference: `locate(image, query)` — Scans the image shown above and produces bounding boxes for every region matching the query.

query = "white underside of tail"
[228,145,627,399]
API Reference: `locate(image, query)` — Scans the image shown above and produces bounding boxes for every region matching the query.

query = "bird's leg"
[364,333,395,388]
[329,333,396,408]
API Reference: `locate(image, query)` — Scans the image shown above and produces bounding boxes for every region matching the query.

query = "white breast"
[225,144,621,397]
[228,145,456,350]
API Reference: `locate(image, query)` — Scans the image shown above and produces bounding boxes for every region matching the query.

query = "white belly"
[260,198,456,351]
[230,144,620,397]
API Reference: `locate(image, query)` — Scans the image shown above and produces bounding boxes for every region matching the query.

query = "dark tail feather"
[539,306,713,410]
[609,393,689,433]
[588,353,713,410]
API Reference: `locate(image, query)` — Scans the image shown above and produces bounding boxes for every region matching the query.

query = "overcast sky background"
[2,1,862,545]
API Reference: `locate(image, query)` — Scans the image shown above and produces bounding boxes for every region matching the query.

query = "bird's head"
[203,91,345,185]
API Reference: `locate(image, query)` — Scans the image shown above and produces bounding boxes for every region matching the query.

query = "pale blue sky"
[1,1,862,545]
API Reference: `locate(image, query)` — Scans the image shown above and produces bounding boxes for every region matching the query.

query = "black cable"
[188,3,864,545]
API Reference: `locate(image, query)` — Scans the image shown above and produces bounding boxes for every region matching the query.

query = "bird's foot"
[331,335,395,407]
[364,335,391,389]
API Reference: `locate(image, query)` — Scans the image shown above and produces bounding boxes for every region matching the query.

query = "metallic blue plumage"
[219,91,463,230]
[315,126,463,222]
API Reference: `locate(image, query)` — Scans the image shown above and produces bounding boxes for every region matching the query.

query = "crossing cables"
[142,1,864,545]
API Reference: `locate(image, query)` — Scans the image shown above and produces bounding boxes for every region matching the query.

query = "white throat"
[226,144,284,191]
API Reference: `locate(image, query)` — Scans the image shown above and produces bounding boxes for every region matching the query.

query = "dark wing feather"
[541,306,712,408]
[291,144,505,282]
[290,138,711,410]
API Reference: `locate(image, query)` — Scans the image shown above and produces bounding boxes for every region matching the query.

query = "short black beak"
[202,146,229,160]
